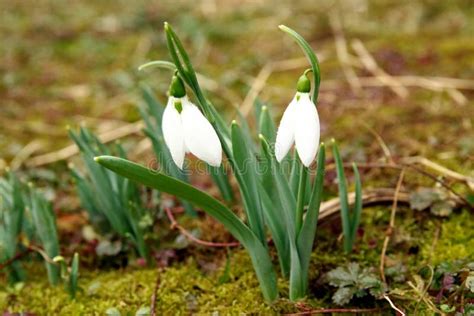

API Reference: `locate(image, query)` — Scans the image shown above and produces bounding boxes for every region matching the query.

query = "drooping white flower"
[162,76,222,169]
[275,75,320,167]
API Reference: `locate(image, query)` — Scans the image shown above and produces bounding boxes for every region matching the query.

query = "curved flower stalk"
[275,73,320,167]
[162,74,222,169]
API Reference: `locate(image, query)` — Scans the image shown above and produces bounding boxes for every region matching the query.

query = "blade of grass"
[351,163,362,246]
[231,122,266,244]
[296,144,325,295]
[332,140,352,253]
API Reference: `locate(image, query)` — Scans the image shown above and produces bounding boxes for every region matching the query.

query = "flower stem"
[295,162,307,234]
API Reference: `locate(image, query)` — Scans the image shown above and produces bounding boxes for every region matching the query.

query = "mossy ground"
[2,208,472,314]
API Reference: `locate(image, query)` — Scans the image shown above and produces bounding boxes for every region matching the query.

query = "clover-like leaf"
[410,187,440,211]
[332,287,356,306]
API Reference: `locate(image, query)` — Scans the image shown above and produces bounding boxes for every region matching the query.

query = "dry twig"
[150,270,161,316]
[383,294,406,316]
[329,10,363,95]
[26,122,143,167]
[400,156,474,190]
[351,39,409,98]
[380,168,406,283]
[240,56,326,117]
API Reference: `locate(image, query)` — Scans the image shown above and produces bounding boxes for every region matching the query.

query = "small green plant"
[0,172,27,284]
[332,140,363,253]
[27,183,61,285]
[54,252,80,299]
[69,127,150,262]
[1,172,70,288]
[326,262,385,305]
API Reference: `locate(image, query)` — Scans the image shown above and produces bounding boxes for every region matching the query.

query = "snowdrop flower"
[275,74,320,167]
[162,75,222,169]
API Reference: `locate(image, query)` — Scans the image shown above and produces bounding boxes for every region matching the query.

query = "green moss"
[420,209,474,265]
[1,252,281,315]
[2,208,473,314]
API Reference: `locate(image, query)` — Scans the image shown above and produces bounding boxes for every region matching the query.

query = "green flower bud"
[296,74,311,93]
[169,74,186,98]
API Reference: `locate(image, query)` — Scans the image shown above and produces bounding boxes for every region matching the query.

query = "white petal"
[294,93,320,167]
[181,99,222,167]
[275,96,298,162]
[162,97,186,169]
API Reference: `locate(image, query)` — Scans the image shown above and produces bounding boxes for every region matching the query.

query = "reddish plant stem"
[0,248,32,270]
[164,208,240,248]
[150,269,161,316]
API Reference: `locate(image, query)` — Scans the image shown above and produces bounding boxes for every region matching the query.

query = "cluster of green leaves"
[410,187,456,217]
[69,127,151,262]
[96,24,325,301]
[0,172,77,293]
[332,141,363,253]
[0,173,60,284]
[96,23,362,302]
[326,262,385,305]
[0,172,26,284]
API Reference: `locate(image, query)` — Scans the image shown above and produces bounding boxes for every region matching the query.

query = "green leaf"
[207,164,234,203]
[351,163,362,245]
[289,153,301,197]
[295,163,307,234]
[410,187,440,211]
[297,144,325,278]
[258,105,276,144]
[258,182,290,277]
[69,252,80,299]
[259,135,296,234]
[28,186,60,285]
[164,23,214,122]
[231,122,265,244]
[332,140,352,253]
[95,156,278,301]
[332,287,355,306]
[279,25,321,103]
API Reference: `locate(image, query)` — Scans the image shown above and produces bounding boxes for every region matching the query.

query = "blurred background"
[1,0,473,173]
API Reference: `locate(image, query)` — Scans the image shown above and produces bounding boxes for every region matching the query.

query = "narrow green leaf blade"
[351,163,362,246]
[259,135,296,235]
[231,122,265,243]
[258,105,276,144]
[332,140,352,253]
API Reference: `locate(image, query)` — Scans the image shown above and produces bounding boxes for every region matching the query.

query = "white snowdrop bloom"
[275,75,320,167]
[162,76,222,169]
